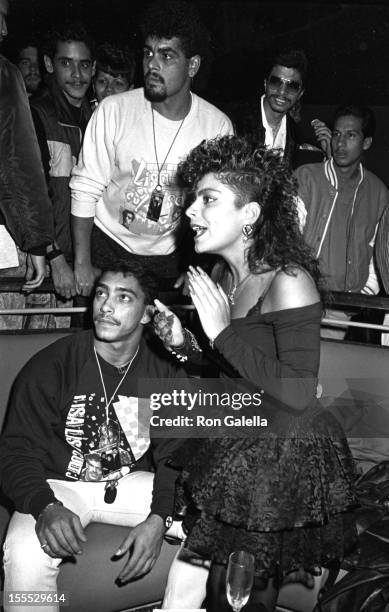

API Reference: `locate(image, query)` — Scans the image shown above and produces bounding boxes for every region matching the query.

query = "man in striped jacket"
[30,22,95,300]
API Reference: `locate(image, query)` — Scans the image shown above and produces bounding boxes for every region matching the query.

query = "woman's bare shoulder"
[263,267,320,313]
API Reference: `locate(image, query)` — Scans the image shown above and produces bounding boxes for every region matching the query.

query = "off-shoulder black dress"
[174,300,358,577]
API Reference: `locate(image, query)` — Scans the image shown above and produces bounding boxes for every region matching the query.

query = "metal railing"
[1,278,389,333]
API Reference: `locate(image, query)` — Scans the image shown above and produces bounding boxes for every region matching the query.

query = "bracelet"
[46,247,63,262]
[37,500,63,522]
[169,328,202,362]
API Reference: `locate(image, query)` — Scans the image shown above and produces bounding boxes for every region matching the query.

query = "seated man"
[0,261,185,611]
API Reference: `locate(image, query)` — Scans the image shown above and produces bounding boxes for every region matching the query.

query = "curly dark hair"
[43,21,95,60]
[95,42,136,84]
[97,261,158,305]
[178,135,321,286]
[139,0,210,59]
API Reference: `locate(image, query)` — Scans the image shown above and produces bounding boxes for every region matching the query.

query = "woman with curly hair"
[154,135,357,611]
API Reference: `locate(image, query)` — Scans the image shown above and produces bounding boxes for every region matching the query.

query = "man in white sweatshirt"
[70,0,233,295]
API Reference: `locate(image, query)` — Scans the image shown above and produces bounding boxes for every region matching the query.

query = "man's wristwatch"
[46,243,63,262]
[164,515,173,530]
[149,512,173,531]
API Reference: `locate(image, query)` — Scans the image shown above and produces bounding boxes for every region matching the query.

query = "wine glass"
[226,550,255,612]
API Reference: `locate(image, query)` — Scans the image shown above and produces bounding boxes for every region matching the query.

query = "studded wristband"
[169,328,202,362]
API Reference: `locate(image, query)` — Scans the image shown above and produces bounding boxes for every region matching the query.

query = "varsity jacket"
[30,78,92,261]
[376,205,389,294]
[0,330,184,520]
[296,158,388,293]
[0,55,53,254]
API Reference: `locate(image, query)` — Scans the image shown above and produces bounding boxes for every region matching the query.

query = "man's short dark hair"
[97,261,158,305]
[270,49,308,83]
[140,0,209,59]
[11,36,41,63]
[42,21,95,60]
[333,104,376,138]
[95,42,136,85]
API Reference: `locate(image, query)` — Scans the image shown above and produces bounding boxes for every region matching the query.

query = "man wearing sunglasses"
[232,49,311,168]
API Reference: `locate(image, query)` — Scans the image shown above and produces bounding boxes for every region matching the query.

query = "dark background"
[4,0,389,182]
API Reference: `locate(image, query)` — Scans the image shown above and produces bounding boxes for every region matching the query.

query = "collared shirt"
[261,94,287,154]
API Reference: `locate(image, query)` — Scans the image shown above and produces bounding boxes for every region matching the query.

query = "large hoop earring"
[242,224,254,241]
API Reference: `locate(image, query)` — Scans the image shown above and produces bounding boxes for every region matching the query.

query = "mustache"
[144,71,164,84]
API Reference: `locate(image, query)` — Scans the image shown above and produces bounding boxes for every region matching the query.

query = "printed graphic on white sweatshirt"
[121,159,184,235]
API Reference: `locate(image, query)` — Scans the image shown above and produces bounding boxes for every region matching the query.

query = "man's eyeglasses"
[267,75,302,94]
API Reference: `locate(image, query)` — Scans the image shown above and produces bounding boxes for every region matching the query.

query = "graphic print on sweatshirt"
[120,160,184,235]
[64,358,150,481]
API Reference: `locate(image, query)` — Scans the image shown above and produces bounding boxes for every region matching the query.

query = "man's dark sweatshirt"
[0,330,184,520]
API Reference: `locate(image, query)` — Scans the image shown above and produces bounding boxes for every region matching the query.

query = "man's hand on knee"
[35,503,87,558]
[115,514,165,583]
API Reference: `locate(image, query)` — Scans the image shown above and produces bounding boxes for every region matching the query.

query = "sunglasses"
[267,75,302,94]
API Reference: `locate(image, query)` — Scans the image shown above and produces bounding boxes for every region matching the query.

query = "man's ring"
[40,542,48,549]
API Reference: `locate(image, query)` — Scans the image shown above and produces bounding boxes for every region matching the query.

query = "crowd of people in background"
[1,0,389,610]
[1,0,389,338]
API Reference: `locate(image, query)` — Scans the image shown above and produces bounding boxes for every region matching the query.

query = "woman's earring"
[242,224,254,241]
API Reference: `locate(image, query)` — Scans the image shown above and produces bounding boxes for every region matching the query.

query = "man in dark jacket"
[0,0,53,289]
[31,22,95,299]
[232,49,322,168]
[14,38,42,97]
[0,0,55,331]
[1,261,185,606]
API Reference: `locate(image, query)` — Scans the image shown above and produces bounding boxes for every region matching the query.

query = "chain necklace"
[227,272,252,305]
[152,107,186,188]
[148,107,186,222]
[94,346,139,424]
